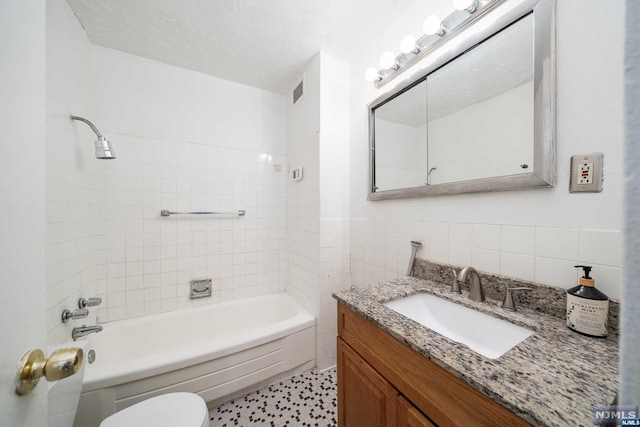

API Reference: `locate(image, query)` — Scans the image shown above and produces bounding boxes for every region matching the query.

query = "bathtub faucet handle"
[78,297,102,309]
[61,308,89,323]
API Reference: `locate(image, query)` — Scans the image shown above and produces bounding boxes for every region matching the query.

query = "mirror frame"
[368,0,555,201]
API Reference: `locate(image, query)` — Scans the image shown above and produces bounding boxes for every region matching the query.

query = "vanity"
[334,277,618,426]
[344,0,619,421]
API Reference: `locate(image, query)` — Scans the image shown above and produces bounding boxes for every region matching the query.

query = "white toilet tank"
[47,340,91,427]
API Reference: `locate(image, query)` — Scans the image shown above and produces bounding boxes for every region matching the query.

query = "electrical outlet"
[570,153,603,193]
[577,162,593,184]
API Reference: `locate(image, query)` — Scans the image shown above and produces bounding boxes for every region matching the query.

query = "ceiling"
[66,0,414,95]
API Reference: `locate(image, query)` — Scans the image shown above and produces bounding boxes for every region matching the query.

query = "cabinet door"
[397,396,437,427]
[338,338,398,427]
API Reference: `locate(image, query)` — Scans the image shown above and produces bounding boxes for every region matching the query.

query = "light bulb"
[423,15,444,36]
[400,35,417,54]
[379,51,397,70]
[365,67,380,82]
[453,0,478,12]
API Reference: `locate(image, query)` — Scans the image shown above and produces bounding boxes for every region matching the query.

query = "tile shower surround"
[94,137,288,324]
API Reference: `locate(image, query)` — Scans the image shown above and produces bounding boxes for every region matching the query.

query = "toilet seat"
[99,392,209,427]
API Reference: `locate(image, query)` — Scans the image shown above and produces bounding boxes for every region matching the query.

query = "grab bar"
[160,209,245,217]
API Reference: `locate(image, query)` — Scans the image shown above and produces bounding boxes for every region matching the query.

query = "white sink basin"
[383,293,533,359]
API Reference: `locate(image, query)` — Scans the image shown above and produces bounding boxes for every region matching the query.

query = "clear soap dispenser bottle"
[566,265,609,337]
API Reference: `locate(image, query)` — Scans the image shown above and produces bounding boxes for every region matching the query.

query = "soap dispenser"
[566,265,609,337]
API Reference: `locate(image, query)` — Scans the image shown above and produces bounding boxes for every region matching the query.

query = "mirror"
[369,0,555,200]
[373,80,427,191]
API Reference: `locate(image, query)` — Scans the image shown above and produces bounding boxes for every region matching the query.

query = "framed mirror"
[368,0,555,200]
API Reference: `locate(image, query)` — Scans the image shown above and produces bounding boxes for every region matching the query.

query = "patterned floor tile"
[210,368,337,426]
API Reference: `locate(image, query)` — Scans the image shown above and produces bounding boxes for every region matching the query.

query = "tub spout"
[72,325,103,340]
[406,241,423,276]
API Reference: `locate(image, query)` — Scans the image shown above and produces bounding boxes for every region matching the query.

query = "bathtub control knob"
[61,308,89,323]
[87,349,96,364]
[79,297,102,309]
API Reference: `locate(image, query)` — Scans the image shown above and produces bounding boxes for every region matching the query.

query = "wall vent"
[292,77,304,105]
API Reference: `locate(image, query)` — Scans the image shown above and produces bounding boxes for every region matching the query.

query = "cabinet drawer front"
[338,303,531,427]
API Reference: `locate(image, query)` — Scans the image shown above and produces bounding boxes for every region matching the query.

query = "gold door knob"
[14,347,84,395]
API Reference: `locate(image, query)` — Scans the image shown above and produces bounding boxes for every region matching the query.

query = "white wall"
[318,52,350,369]
[46,0,103,344]
[0,0,48,425]
[286,52,350,370]
[287,54,321,321]
[91,46,288,322]
[349,0,624,299]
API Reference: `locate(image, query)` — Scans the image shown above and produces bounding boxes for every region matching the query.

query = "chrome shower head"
[94,136,116,160]
[70,115,116,159]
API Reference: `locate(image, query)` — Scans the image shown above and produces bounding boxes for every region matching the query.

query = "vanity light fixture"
[379,51,398,70]
[364,0,504,88]
[423,15,446,36]
[400,35,420,54]
[454,0,480,13]
[365,67,382,82]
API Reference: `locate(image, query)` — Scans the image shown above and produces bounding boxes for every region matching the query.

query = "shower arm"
[70,115,103,138]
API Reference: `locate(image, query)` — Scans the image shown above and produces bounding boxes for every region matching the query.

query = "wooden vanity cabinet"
[337,303,531,427]
[397,396,436,427]
[337,339,398,427]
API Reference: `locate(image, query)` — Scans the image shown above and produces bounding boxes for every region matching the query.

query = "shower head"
[70,115,116,159]
[93,136,116,160]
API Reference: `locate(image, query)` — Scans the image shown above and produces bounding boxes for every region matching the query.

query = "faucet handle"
[61,308,89,323]
[78,297,102,309]
[502,287,532,311]
[450,268,461,294]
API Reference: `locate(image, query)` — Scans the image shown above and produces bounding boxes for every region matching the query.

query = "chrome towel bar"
[160,209,245,217]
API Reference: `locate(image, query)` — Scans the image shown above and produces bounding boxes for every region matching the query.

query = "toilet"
[99,392,209,427]
[47,341,209,427]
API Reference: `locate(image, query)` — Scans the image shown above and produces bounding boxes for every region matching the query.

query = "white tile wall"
[351,219,622,300]
[286,52,350,370]
[500,225,535,255]
[45,30,289,337]
[473,224,500,250]
[535,227,579,260]
[578,229,622,267]
[317,218,350,369]
[500,252,535,282]
[96,135,287,323]
[45,0,101,345]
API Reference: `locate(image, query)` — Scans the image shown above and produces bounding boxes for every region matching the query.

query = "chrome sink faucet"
[453,266,485,302]
[72,325,103,340]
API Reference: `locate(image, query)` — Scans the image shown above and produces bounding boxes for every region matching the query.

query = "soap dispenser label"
[566,294,608,337]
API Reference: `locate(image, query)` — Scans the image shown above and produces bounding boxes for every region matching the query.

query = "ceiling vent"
[292,77,304,105]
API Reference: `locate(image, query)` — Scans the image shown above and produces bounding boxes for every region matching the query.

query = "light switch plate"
[569,153,603,193]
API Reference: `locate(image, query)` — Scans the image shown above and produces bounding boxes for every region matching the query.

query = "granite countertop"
[334,277,619,427]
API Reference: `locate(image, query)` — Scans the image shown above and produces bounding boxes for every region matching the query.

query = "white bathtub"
[74,292,316,427]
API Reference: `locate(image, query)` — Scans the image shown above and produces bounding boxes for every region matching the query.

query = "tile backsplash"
[350,218,621,300]
[411,258,619,337]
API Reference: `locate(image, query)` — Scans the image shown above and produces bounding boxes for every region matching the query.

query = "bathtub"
[74,292,316,427]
